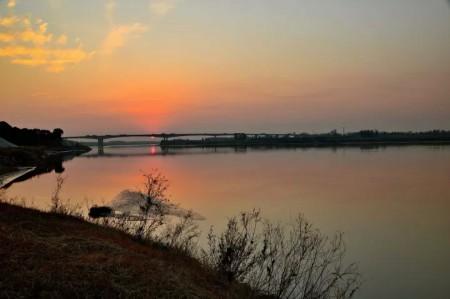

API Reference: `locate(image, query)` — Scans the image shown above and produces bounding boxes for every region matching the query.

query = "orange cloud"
[0,46,92,72]
[101,23,148,54]
[0,32,14,42]
[0,16,20,26]
[7,0,16,8]
[0,14,93,72]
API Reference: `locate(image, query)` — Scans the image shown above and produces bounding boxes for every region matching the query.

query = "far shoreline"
[158,139,450,149]
[0,167,36,189]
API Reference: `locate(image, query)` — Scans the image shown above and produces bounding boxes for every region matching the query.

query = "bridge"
[65,133,241,145]
[64,133,249,154]
[64,132,295,154]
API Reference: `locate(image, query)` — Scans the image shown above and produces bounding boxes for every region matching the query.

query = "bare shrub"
[252,215,361,299]
[202,211,361,299]
[160,212,200,255]
[49,175,82,217]
[50,174,65,213]
[134,172,170,240]
[90,171,201,255]
[95,215,135,235]
[202,209,262,282]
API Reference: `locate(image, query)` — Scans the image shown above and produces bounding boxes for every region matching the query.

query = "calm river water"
[4,145,450,299]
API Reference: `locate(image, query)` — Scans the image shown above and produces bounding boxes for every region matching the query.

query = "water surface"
[5,145,450,299]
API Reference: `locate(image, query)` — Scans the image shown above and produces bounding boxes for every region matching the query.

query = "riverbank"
[0,144,90,169]
[0,121,91,177]
[0,167,36,188]
[160,132,450,148]
[0,144,91,188]
[160,139,450,149]
[0,202,258,298]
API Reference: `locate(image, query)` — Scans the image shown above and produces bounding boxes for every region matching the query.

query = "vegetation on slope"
[0,172,361,298]
[0,201,257,298]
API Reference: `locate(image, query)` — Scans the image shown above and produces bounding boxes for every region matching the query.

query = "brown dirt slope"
[0,203,257,298]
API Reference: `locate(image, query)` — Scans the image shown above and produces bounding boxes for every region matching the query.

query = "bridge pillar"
[98,137,104,155]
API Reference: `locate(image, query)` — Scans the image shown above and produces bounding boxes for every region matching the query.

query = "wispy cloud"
[149,0,177,16]
[0,16,20,26]
[7,0,16,8]
[101,23,148,54]
[0,14,93,72]
[100,1,149,55]
[105,0,116,26]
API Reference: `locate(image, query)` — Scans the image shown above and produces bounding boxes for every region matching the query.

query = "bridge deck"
[64,133,274,140]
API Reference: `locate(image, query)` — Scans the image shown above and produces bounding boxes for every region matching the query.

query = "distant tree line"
[347,129,450,138]
[161,129,450,147]
[0,121,64,147]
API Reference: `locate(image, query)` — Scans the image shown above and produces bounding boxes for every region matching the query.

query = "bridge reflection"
[80,146,249,158]
[78,144,334,158]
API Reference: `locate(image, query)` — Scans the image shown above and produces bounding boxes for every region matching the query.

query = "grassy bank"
[0,202,257,298]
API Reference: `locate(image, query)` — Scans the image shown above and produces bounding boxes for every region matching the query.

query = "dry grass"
[0,202,261,298]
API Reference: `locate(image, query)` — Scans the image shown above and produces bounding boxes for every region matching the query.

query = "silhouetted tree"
[0,121,64,147]
[52,128,64,139]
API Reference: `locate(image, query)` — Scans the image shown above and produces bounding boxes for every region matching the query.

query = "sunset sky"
[1,0,450,135]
